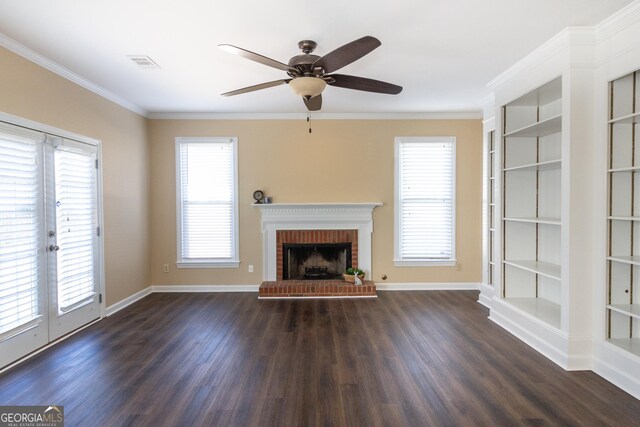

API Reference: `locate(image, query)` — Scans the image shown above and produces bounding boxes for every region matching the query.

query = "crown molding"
[596,0,640,42]
[487,27,596,91]
[480,93,495,122]
[0,32,148,117]
[147,111,482,120]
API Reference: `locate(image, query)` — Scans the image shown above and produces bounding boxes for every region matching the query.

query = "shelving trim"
[503,159,561,172]
[608,216,640,221]
[503,217,561,225]
[505,77,562,107]
[608,166,640,173]
[607,338,640,358]
[607,255,640,266]
[608,111,640,124]
[503,115,562,138]
[608,304,640,320]
[503,260,561,280]
[503,297,561,329]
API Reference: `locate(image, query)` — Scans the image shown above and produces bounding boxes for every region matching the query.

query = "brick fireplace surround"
[276,229,358,281]
[254,203,381,299]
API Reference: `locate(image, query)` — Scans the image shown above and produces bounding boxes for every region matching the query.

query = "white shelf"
[607,256,640,266]
[503,260,561,280]
[506,78,562,107]
[504,297,561,329]
[608,304,640,320]
[608,166,640,173]
[503,217,561,225]
[503,159,561,172]
[504,115,562,138]
[609,111,640,124]
[608,216,640,221]
[608,338,640,358]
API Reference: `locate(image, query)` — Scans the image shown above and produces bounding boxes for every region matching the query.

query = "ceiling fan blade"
[313,36,381,74]
[303,94,322,111]
[219,44,294,72]
[327,74,402,94]
[221,79,291,96]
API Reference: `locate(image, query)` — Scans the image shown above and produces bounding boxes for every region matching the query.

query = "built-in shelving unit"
[488,131,496,286]
[607,69,640,357]
[502,77,562,329]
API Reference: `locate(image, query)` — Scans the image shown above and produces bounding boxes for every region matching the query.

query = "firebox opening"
[282,243,352,280]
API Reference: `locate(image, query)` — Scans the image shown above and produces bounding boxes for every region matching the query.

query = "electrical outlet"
[163,263,169,273]
[456,262,462,271]
[248,264,254,273]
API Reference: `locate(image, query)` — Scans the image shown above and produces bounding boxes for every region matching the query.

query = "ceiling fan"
[219,36,403,111]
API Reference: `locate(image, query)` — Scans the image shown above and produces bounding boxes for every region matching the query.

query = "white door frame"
[0,112,106,320]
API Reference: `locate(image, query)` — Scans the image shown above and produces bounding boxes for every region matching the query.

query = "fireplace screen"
[282,243,352,280]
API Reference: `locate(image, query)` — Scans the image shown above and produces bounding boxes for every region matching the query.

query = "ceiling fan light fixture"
[288,77,326,98]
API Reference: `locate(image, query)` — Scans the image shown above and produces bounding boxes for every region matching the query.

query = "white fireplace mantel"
[254,203,382,281]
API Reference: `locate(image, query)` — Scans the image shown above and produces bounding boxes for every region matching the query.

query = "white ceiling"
[0,0,635,116]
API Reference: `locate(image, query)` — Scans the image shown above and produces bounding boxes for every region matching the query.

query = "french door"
[0,122,101,368]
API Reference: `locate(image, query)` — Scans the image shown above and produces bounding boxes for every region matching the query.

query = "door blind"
[54,148,97,311]
[0,130,41,334]
[398,140,455,260]
[179,140,235,260]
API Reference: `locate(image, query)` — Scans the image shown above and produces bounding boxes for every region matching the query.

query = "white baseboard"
[258,295,377,300]
[489,301,592,371]
[489,308,570,369]
[0,318,100,374]
[151,284,260,293]
[478,283,495,308]
[592,341,640,400]
[105,283,478,312]
[376,282,480,291]
[105,286,152,316]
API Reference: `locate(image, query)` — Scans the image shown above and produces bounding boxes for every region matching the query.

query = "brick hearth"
[259,280,377,298]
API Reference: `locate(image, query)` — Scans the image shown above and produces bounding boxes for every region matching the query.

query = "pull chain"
[307,111,312,133]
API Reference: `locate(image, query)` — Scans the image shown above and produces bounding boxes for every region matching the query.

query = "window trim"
[175,137,240,268]
[394,136,457,267]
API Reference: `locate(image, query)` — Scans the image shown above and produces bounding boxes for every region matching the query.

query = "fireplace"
[254,203,381,282]
[283,242,352,280]
[276,229,358,280]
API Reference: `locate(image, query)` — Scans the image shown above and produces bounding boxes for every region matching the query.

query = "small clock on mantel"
[253,190,265,204]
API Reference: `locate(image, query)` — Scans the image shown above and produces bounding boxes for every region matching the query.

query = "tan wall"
[0,47,150,305]
[0,45,483,298]
[149,118,482,286]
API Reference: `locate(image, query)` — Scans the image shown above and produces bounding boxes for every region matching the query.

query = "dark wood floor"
[0,291,638,426]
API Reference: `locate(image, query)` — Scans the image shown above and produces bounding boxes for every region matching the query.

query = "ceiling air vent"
[127,55,160,69]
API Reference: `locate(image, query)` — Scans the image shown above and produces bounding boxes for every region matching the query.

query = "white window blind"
[395,137,456,265]
[54,148,97,311]
[0,130,42,335]
[176,137,239,267]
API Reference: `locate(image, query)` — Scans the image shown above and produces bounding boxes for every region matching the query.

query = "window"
[0,127,42,336]
[394,137,456,266]
[176,137,239,268]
